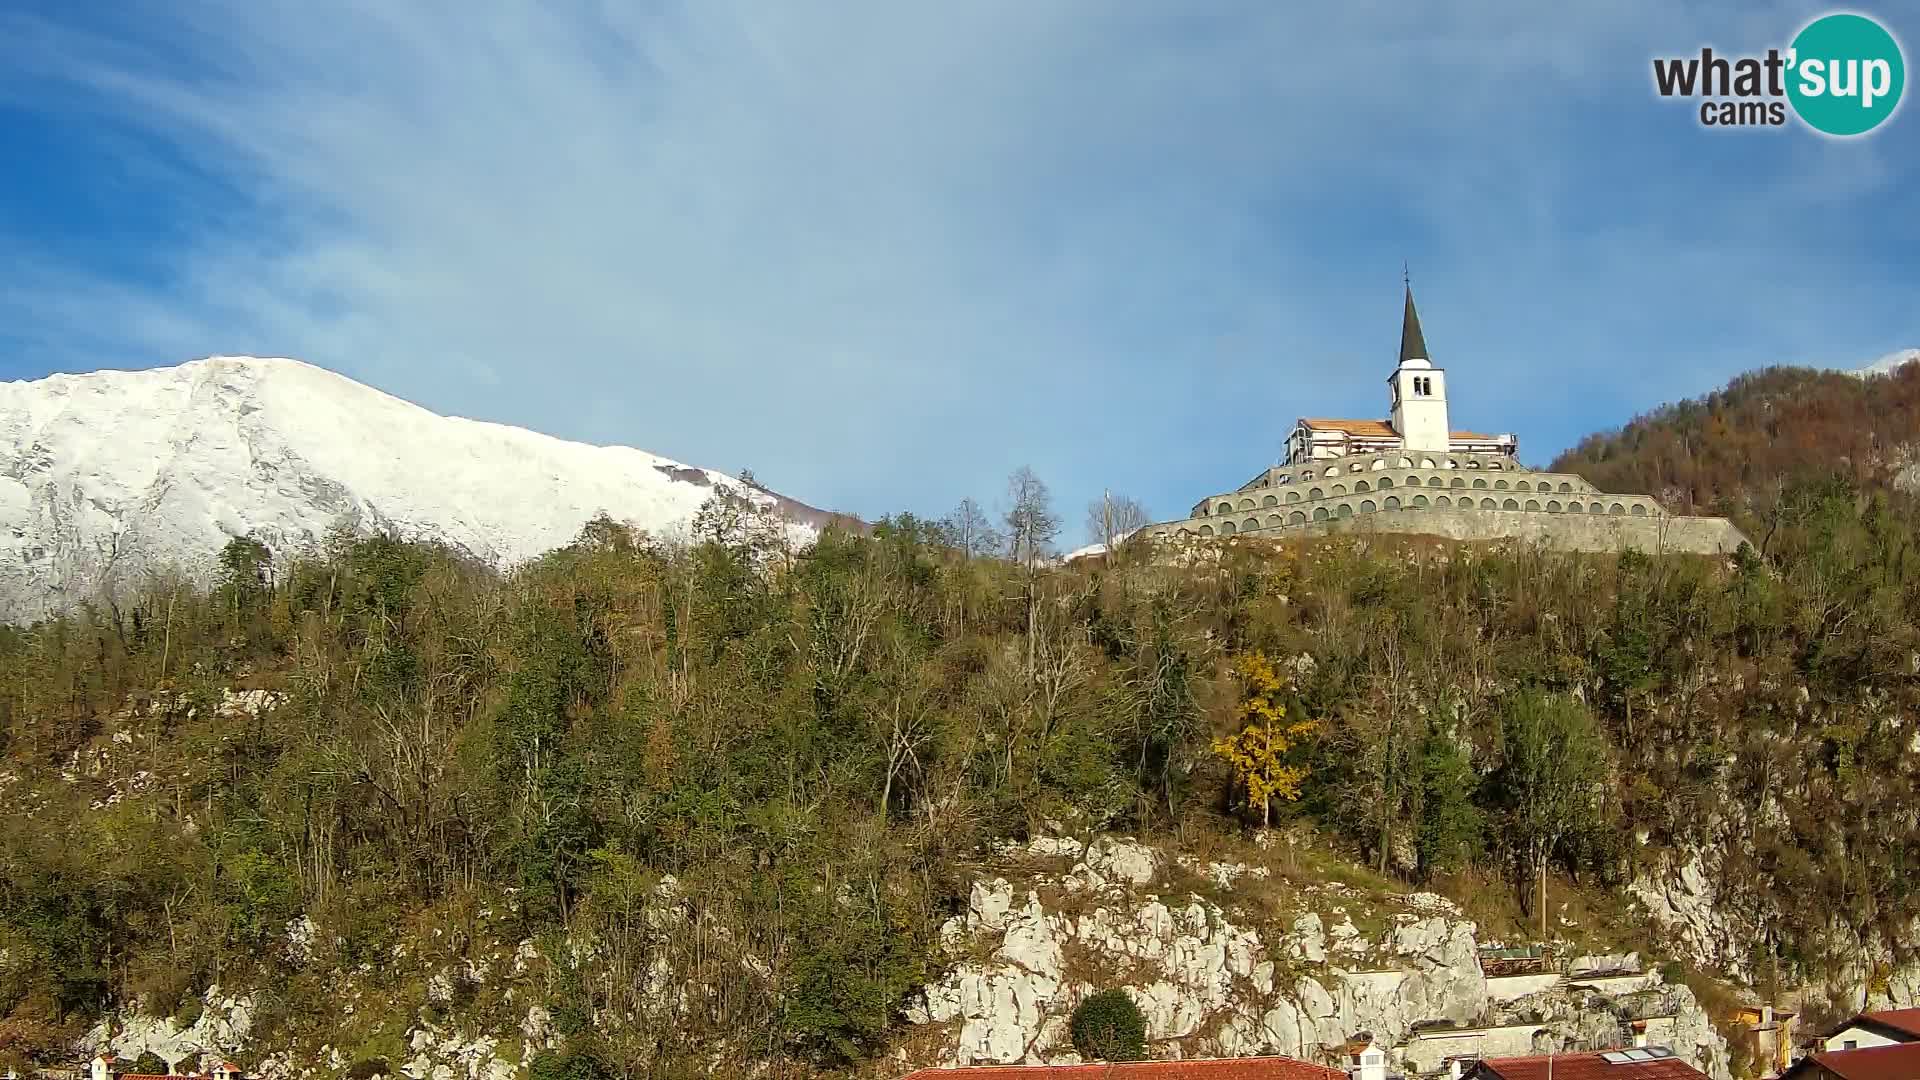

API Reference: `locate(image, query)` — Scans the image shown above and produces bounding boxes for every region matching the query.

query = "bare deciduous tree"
[943,497,1001,560]
[1004,467,1060,675]
[1003,467,1060,570]
[1084,492,1151,552]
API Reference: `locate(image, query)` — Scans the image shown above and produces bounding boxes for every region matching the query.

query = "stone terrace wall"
[1145,448,1747,558]
[1303,508,1749,555]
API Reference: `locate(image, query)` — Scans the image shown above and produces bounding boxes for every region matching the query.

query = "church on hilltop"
[1282,288,1517,466]
[1137,286,1748,555]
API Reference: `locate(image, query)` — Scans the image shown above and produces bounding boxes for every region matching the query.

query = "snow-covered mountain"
[1852,348,1920,377]
[0,356,845,622]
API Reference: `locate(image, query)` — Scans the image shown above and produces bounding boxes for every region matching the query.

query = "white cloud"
[0,0,1912,529]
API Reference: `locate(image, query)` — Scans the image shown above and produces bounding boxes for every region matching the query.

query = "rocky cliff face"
[1630,845,1920,1019]
[80,917,561,1080]
[904,836,1730,1079]
[56,779,1732,1080]
[85,992,259,1075]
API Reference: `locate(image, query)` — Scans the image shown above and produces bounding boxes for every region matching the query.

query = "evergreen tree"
[1413,730,1483,879]
[1491,690,1609,932]
[1069,989,1147,1062]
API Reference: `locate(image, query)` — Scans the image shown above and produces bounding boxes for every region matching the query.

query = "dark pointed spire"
[1399,282,1429,365]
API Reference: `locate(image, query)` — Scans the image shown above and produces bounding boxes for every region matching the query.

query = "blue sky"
[1,1,1916,540]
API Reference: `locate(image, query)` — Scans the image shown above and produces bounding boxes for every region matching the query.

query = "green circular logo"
[1787,13,1905,136]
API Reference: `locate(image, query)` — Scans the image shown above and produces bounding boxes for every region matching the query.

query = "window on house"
[1844,1042,1858,1051]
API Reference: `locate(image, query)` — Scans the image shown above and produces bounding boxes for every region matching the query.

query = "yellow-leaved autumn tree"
[1211,651,1317,826]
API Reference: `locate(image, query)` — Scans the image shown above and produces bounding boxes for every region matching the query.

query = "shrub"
[132,1052,169,1076]
[1069,989,1147,1062]
[345,1059,389,1080]
[527,1043,611,1080]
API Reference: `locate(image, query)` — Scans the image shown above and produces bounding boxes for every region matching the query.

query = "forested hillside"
[2,444,1919,1075]
[1551,363,1920,514]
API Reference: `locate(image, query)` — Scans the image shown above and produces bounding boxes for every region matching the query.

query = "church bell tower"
[1388,284,1450,453]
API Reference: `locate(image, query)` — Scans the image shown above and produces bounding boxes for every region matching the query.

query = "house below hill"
[1781,1041,1920,1080]
[895,1053,1346,1080]
[86,1057,244,1080]
[1464,1047,1708,1080]
[1820,1011,1920,1054]
[1728,1005,1798,1078]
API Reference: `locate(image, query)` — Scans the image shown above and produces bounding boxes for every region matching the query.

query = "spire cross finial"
[1403,261,1410,289]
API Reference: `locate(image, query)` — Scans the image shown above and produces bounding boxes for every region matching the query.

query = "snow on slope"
[1851,349,1920,377]
[1062,527,1141,563]
[0,356,838,622]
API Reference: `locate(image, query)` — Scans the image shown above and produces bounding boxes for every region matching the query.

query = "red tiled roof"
[1297,419,1507,444]
[1470,1051,1707,1080]
[898,1056,1346,1080]
[1797,1041,1920,1080]
[1301,419,1399,438]
[1858,1011,1920,1040]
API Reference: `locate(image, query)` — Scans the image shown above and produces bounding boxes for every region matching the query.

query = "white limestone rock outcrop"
[402,1028,519,1080]
[1628,848,1749,982]
[1631,846,1920,1014]
[85,991,257,1073]
[908,836,1729,1080]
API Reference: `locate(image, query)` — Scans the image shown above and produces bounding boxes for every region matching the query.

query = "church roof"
[1298,418,1501,443]
[1400,284,1431,366]
[1301,418,1399,437]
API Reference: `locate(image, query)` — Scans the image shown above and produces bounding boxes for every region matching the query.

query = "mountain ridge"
[0,356,844,622]
[1548,361,1920,514]
[1851,348,1920,378]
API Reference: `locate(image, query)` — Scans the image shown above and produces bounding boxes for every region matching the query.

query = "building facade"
[1138,288,1746,557]
[1819,1010,1920,1054]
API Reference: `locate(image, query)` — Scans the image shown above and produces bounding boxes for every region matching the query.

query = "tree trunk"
[161,589,177,678]
[1539,850,1549,938]
[1025,563,1037,676]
